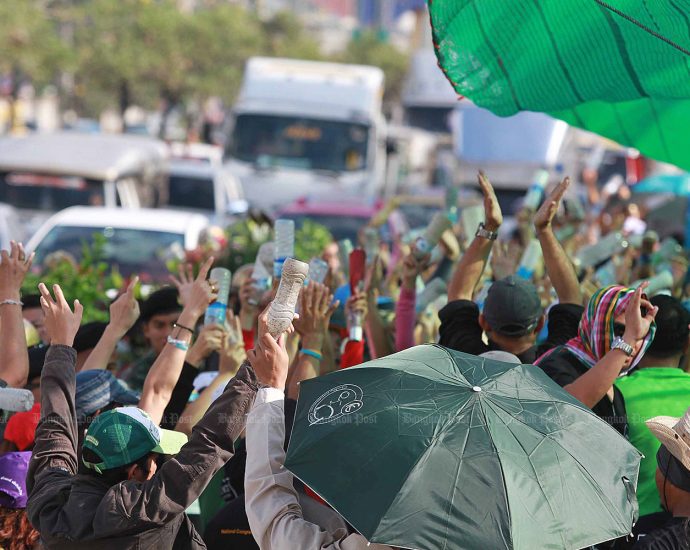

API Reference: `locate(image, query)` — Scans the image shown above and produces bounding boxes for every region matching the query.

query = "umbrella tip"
[472,386,482,392]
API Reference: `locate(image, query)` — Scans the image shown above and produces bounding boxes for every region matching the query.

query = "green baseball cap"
[82,406,187,474]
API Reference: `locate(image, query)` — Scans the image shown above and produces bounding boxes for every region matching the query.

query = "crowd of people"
[0,171,688,549]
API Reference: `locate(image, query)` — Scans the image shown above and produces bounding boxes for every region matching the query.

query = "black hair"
[73,322,108,353]
[139,287,181,322]
[80,447,154,485]
[647,295,690,359]
[21,294,42,310]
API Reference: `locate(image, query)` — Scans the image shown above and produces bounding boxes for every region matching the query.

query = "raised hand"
[623,282,658,349]
[401,252,429,291]
[169,263,197,307]
[535,177,569,234]
[345,291,368,325]
[219,310,246,375]
[108,277,140,338]
[38,283,83,347]
[182,257,217,320]
[478,171,503,232]
[186,324,226,368]
[0,241,34,301]
[293,282,338,339]
[247,307,290,389]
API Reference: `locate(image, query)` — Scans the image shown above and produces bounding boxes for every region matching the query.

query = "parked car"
[167,142,247,224]
[26,207,209,282]
[0,132,169,235]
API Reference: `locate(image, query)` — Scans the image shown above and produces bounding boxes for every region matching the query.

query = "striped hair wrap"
[536,285,656,371]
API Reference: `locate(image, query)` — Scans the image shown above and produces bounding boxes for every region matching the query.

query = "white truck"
[223,57,387,213]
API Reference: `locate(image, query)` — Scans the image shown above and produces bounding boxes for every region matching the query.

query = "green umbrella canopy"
[285,345,641,550]
[429,0,690,170]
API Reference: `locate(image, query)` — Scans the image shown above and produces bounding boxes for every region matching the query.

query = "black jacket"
[27,345,259,549]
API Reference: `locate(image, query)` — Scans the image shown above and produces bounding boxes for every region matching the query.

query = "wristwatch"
[611,336,634,357]
[475,222,498,241]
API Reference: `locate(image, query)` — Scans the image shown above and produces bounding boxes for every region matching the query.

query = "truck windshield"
[0,172,105,210]
[230,114,369,172]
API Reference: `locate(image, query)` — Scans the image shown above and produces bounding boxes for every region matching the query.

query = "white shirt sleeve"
[244,387,389,550]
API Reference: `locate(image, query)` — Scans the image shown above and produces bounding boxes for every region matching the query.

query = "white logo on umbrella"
[308,384,363,426]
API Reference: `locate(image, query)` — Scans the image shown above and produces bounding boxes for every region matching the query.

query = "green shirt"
[615,367,690,516]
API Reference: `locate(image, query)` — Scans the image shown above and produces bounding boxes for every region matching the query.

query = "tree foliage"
[340,30,410,102]
[0,1,70,88]
[1,2,408,115]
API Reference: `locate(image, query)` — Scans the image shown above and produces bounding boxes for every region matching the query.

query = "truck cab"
[224,57,386,213]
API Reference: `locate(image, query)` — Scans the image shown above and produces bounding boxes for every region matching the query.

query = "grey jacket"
[27,345,259,549]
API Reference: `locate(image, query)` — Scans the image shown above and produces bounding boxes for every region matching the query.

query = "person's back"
[616,295,690,517]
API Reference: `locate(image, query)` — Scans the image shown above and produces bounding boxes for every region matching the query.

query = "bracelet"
[301,348,323,361]
[166,335,190,352]
[0,299,23,307]
[173,322,195,335]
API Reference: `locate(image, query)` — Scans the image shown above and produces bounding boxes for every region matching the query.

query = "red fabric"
[242,329,254,351]
[340,339,364,369]
[304,485,327,506]
[4,402,40,451]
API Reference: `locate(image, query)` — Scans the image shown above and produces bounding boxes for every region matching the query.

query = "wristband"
[0,299,23,307]
[301,348,323,361]
[167,335,190,352]
[173,322,195,335]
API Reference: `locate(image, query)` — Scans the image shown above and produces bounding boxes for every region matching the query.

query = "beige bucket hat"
[646,408,690,470]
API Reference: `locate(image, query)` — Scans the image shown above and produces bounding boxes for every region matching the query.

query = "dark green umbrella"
[285,345,641,550]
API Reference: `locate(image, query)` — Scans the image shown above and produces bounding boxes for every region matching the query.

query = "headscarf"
[536,285,656,371]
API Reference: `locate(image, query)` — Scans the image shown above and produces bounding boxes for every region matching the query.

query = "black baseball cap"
[483,276,542,337]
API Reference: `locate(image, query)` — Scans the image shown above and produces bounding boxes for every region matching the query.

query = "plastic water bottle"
[460,205,485,246]
[652,238,683,266]
[249,242,273,306]
[445,186,459,224]
[414,213,452,260]
[204,267,232,326]
[362,227,379,265]
[633,271,674,297]
[564,195,586,221]
[273,219,295,278]
[307,258,328,285]
[523,169,549,211]
[516,239,542,280]
[594,259,617,286]
[267,258,309,338]
[416,278,447,315]
[576,232,628,270]
[338,239,353,279]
